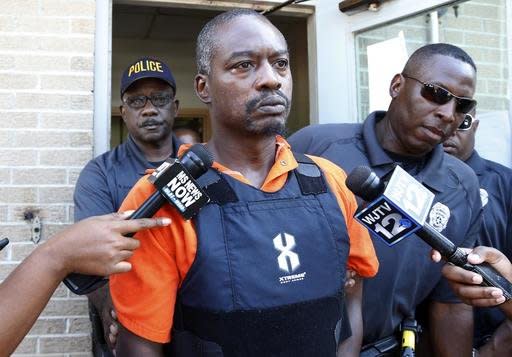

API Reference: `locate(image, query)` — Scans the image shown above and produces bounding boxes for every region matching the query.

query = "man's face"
[443,114,479,162]
[121,78,178,146]
[200,16,292,137]
[388,55,476,156]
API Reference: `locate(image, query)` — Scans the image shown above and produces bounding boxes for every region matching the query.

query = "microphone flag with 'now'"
[148,158,210,220]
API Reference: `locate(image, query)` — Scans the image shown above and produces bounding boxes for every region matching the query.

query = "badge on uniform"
[428,202,451,233]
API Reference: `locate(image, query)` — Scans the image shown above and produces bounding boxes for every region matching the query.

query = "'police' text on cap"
[120,57,176,97]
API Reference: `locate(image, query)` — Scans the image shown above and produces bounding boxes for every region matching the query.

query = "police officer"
[443,111,512,356]
[289,43,482,356]
[73,57,181,356]
[110,9,379,357]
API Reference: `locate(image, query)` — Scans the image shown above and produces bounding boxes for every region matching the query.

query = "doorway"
[110,2,312,147]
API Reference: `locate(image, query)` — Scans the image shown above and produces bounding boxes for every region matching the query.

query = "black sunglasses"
[402,74,477,114]
[124,93,173,109]
[457,113,474,131]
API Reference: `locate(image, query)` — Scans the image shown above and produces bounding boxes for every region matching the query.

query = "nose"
[435,98,457,125]
[447,128,457,138]
[255,62,281,91]
[141,97,158,116]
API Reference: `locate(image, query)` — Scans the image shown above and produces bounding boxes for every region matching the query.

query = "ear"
[195,74,211,104]
[173,99,180,117]
[389,73,404,99]
[120,105,127,123]
[473,119,480,132]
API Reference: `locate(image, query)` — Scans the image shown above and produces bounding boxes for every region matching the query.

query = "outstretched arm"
[0,213,170,355]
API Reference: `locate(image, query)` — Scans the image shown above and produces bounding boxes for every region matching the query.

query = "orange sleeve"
[309,155,379,278]
[110,175,198,343]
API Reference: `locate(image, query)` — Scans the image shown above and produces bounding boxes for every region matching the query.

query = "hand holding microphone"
[346,165,512,302]
[433,246,512,309]
[64,144,214,295]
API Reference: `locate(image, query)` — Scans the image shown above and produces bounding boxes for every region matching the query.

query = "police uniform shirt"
[465,150,512,346]
[289,111,483,344]
[74,134,181,221]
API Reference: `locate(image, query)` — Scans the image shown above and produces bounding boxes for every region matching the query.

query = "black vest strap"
[168,330,224,356]
[198,153,328,205]
[292,152,328,195]
[171,293,344,357]
[197,169,238,205]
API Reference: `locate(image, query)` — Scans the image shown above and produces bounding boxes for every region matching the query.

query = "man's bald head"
[196,9,282,75]
[403,43,477,76]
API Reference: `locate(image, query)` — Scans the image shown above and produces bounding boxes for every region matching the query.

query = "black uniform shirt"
[465,151,512,346]
[289,111,482,344]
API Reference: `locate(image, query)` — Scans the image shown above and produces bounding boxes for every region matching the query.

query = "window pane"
[355,15,430,121]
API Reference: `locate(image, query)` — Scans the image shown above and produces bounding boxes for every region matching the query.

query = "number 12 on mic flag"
[355,166,435,246]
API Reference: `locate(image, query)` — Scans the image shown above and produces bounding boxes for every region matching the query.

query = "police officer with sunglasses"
[444,111,512,356]
[73,57,182,357]
[290,43,482,356]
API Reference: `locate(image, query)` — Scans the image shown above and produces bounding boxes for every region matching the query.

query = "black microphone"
[64,144,214,295]
[0,238,9,251]
[128,143,213,222]
[347,165,512,301]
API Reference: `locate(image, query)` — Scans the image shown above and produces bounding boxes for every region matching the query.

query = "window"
[354,0,510,165]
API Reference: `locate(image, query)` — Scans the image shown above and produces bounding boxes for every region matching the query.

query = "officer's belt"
[360,335,400,357]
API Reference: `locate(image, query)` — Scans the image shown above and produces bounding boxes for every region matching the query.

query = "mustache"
[245,90,291,114]
[443,139,457,148]
[139,119,163,128]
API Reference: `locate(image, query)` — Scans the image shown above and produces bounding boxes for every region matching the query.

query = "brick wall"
[355,0,509,121]
[440,0,509,112]
[0,0,95,355]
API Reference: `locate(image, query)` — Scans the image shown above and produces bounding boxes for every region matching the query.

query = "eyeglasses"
[457,113,474,131]
[402,74,477,114]
[123,93,173,109]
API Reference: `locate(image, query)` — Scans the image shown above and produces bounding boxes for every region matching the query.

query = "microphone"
[0,237,9,251]
[347,165,435,246]
[128,143,213,222]
[347,165,512,300]
[64,144,214,295]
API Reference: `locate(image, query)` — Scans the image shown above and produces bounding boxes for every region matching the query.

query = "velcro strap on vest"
[292,152,328,195]
[197,169,238,205]
[196,153,327,204]
[167,330,224,357]
[173,293,344,357]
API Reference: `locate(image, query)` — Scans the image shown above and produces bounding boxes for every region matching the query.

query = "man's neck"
[207,133,277,188]
[132,135,174,163]
[375,114,426,158]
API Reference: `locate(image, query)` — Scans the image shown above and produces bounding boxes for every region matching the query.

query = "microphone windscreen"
[346,166,383,202]
[180,144,214,178]
[188,144,213,166]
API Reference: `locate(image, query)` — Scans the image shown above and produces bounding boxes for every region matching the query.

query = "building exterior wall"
[0,0,96,355]
[0,0,510,355]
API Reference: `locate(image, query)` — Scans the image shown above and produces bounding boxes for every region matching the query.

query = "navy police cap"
[120,57,176,97]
